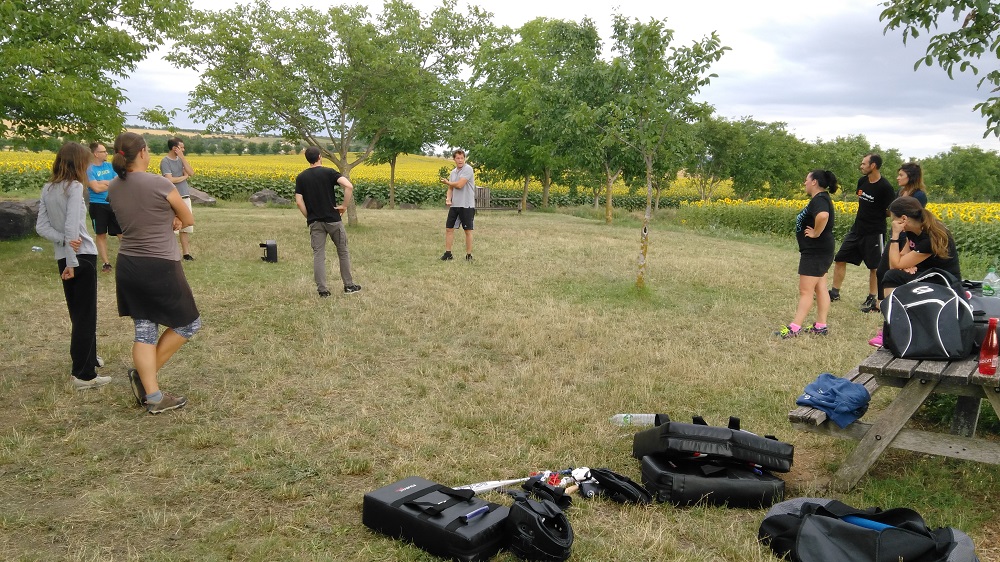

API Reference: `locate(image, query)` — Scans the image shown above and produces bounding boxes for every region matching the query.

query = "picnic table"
[789,348,1000,490]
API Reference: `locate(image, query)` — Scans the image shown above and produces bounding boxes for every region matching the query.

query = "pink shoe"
[868,330,883,348]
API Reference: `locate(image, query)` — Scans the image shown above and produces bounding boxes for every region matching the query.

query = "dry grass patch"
[2,206,999,560]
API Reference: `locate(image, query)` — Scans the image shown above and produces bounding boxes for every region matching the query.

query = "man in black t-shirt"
[829,153,895,312]
[294,146,361,297]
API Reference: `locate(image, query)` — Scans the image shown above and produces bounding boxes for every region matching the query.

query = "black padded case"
[640,454,785,508]
[631,417,793,473]
[362,476,510,562]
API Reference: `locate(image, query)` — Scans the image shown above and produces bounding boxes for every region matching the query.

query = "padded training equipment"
[640,454,784,508]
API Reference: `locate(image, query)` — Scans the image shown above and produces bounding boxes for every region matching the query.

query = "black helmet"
[505,495,573,561]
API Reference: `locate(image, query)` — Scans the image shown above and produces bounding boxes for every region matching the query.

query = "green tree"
[881,1,1000,137]
[0,0,187,140]
[924,145,1000,200]
[608,15,728,289]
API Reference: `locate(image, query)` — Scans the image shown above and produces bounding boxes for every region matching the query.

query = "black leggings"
[58,255,98,380]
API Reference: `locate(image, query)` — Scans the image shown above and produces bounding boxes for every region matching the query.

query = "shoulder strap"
[404,486,475,516]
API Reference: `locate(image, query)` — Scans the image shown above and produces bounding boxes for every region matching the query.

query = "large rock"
[249,189,290,207]
[361,196,383,209]
[189,187,217,206]
[0,200,39,240]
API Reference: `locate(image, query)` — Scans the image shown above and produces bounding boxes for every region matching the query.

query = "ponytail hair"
[49,142,91,190]
[809,169,839,195]
[112,132,146,180]
[889,196,952,258]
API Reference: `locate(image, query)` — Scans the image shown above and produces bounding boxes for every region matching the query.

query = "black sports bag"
[631,415,793,473]
[883,269,975,360]
[759,497,979,562]
[640,454,784,508]
[363,476,509,562]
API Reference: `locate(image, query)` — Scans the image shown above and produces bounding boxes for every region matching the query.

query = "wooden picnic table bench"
[789,348,1000,490]
[475,186,522,213]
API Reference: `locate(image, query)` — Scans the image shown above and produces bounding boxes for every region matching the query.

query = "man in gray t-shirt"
[440,148,476,261]
[161,138,196,260]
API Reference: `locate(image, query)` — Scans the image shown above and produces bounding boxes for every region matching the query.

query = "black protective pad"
[363,476,510,562]
[640,454,784,508]
[631,418,793,472]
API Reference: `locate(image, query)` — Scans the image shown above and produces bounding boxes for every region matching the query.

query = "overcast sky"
[119,0,1000,159]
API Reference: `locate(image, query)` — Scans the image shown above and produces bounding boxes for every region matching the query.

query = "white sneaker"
[95,355,105,368]
[72,375,112,390]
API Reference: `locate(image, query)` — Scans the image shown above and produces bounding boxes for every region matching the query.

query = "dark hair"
[112,132,147,180]
[452,149,466,157]
[808,169,839,195]
[49,142,91,188]
[167,137,183,151]
[304,146,321,164]
[88,141,105,154]
[889,196,951,259]
[866,153,883,170]
[897,162,926,198]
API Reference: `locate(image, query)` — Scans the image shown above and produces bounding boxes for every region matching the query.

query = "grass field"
[3,205,1000,561]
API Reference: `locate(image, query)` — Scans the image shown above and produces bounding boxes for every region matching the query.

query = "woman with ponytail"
[108,132,200,414]
[35,142,109,389]
[881,196,960,291]
[776,169,838,339]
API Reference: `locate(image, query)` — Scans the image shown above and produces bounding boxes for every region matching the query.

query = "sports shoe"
[127,368,146,407]
[344,284,362,294]
[802,324,828,336]
[95,355,105,368]
[860,294,879,313]
[318,290,331,298]
[101,262,112,273]
[829,288,840,301]
[183,254,195,261]
[774,325,800,339]
[465,254,473,261]
[868,330,884,348]
[146,391,187,414]
[440,251,454,261]
[72,375,112,390]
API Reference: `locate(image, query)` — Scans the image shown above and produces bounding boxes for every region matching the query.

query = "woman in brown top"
[108,132,200,414]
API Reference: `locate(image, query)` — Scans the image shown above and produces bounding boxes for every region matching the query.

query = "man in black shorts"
[86,142,122,272]
[829,153,895,312]
[440,149,476,261]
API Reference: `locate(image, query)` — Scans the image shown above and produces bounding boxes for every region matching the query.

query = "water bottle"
[979,317,999,376]
[609,413,657,427]
[31,246,43,252]
[984,268,1000,297]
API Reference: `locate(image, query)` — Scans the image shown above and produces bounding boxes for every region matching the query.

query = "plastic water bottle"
[30,246,43,252]
[984,268,1000,297]
[609,413,657,427]
[979,317,999,376]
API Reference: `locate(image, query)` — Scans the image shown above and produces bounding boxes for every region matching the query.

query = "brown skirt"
[116,254,199,328]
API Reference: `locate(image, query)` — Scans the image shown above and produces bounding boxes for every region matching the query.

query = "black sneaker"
[318,290,331,298]
[860,294,879,313]
[101,262,112,273]
[183,254,195,261]
[829,288,840,301]
[440,251,453,261]
[127,368,146,407]
[344,284,362,294]
[465,254,473,261]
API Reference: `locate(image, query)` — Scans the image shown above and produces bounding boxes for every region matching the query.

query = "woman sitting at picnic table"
[869,196,960,347]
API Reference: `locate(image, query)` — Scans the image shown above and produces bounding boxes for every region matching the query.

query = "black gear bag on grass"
[882,269,975,360]
[759,497,979,562]
[640,454,784,508]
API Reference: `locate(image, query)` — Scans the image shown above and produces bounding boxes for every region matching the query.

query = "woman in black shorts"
[108,132,201,414]
[776,169,838,338]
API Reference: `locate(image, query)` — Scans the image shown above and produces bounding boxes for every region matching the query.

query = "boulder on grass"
[0,200,40,240]
[249,189,289,207]
[361,196,383,209]
[189,187,217,206]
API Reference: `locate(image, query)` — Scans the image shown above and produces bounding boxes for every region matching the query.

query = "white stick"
[454,477,531,494]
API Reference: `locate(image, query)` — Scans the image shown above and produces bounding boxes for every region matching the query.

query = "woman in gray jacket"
[36,142,109,389]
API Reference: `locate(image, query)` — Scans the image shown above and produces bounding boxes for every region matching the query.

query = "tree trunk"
[342,162,358,226]
[604,162,619,225]
[654,178,661,211]
[636,154,654,290]
[520,175,530,212]
[388,155,397,209]
[542,168,551,208]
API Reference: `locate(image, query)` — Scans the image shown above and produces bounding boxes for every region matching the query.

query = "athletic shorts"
[173,196,194,234]
[446,207,475,230]
[834,231,884,269]
[799,252,834,277]
[89,202,122,236]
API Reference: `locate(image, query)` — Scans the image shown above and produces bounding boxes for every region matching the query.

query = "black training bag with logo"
[882,269,975,360]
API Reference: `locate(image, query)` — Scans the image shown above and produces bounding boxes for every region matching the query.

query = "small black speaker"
[259,240,277,262]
